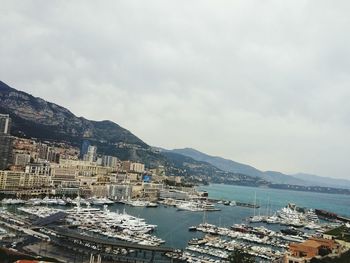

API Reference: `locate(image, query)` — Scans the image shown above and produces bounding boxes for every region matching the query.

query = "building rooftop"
[300,240,323,248]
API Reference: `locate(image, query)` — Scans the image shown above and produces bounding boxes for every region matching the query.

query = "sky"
[1,1,350,179]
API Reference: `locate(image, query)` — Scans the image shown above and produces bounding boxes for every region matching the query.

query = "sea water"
[5,184,349,249]
[108,184,350,248]
[198,184,350,217]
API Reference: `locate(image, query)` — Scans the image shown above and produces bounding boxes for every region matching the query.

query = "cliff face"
[0,80,147,147]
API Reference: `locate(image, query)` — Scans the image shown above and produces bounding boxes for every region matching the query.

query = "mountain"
[171,148,350,188]
[0,80,146,146]
[161,151,268,186]
[0,80,267,186]
[171,148,308,185]
[0,80,167,166]
[171,148,262,177]
[4,80,345,190]
[292,173,350,190]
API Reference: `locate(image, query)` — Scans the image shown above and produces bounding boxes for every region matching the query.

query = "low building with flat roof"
[284,237,340,263]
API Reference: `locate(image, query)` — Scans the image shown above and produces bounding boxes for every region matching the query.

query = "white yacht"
[26,198,42,206]
[127,200,149,207]
[1,198,25,205]
[305,209,319,222]
[89,197,114,205]
[177,202,203,212]
[146,202,158,208]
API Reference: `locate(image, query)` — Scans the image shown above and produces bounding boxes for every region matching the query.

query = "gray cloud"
[1,1,350,179]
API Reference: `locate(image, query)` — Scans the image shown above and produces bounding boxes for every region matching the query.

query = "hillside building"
[83,145,97,163]
[0,135,13,170]
[0,171,23,190]
[102,155,119,168]
[25,162,51,177]
[0,114,13,170]
[13,153,31,167]
[130,162,145,173]
[121,161,145,173]
[80,140,90,159]
[37,143,48,160]
[150,165,165,176]
[0,114,11,134]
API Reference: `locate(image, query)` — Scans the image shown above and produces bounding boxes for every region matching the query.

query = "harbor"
[1,185,350,263]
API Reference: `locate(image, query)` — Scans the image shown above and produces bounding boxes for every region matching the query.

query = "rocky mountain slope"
[0,80,267,186]
[0,80,146,147]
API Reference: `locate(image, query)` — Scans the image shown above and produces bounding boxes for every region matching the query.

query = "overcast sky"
[1,1,350,179]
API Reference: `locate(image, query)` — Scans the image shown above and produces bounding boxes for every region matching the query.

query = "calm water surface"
[198,184,350,217]
[108,184,350,248]
[6,184,349,249]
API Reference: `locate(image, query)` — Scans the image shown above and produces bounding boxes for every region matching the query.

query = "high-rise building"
[0,114,13,170]
[0,136,13,170]
[130,162,145,173]
[80,140,90,159]
[83,145,97,162]
[37,143,48,160]
[47,147,60,163]
[13,153,31,167]
[0,114,11,134]
[102,155,119,168]
[121,161,131,172]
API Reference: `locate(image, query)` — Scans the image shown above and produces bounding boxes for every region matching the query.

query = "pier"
[315,209,350,223]
[208,198,259,208]
[0,207,178,263]
[46,228,177,263]
[53,228,174,253]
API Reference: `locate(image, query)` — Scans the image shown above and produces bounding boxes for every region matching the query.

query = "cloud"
[1,1,350,179]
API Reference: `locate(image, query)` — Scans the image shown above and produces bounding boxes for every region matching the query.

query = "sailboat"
[249,192,263,223]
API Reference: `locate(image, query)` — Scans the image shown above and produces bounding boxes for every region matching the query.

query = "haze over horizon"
[1,1,350,180]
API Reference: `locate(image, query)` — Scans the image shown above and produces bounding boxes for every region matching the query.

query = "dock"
[315,209,350,223]
[208,198,260,208]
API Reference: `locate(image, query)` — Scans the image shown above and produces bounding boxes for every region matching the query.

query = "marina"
[16,204,165,247]
[1,184,350,262]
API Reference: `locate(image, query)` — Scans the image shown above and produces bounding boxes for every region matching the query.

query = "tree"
[228,249,255,263]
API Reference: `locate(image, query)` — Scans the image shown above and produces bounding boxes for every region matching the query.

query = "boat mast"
[266,196,270,216]
[253,192,256,217]
[77,188,81,212]
[203,209,207,224]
